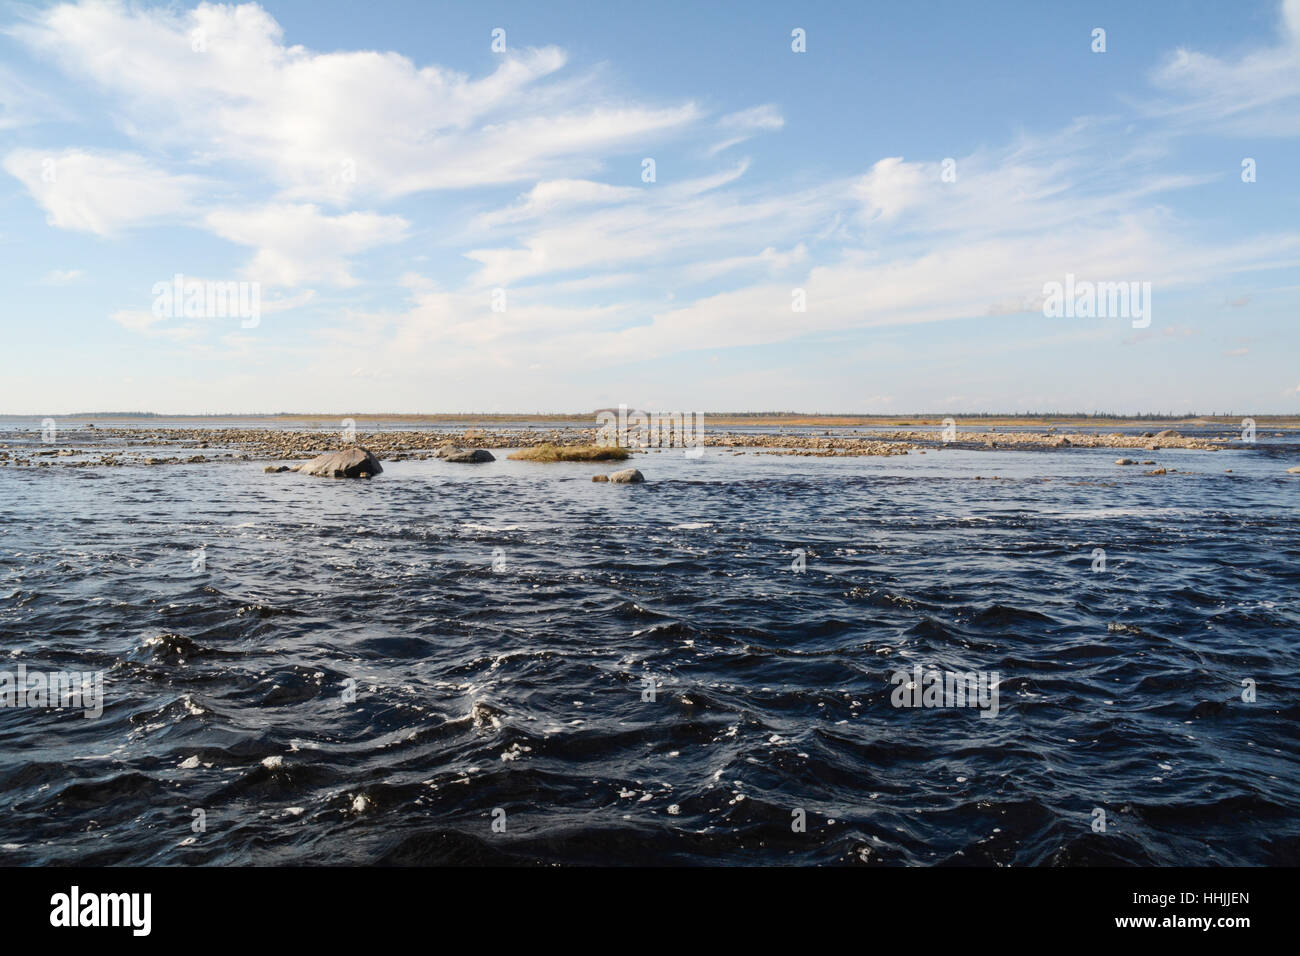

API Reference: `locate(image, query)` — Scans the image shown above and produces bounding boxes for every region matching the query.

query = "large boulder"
[607,468,645,483]
[438,447,495,463]
[296,446,382,478]
[1154,429,1181,438]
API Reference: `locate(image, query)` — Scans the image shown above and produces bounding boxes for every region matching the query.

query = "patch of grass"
[507,444,630,462]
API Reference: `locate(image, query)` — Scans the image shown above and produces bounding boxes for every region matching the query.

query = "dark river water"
[1,428,1298,865]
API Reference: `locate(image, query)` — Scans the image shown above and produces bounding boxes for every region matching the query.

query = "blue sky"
[1,0,1298,414]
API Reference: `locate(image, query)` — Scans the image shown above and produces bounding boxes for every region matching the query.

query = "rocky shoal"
[0,425,1240,468]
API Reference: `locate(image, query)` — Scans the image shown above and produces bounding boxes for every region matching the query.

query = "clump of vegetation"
[508,444,630,462]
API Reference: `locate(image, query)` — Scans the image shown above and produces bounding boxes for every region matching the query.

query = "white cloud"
[3,148,200,236]
[472,179,642,230]
[9,0,699,203]
[109,309,163,333]
[42,269,84,284]
[685,244,808,281]
[204,204,409,287]
[853,156,932,222]
[463,161,834,288]
[2,150,407,288]
[719,104,784,132]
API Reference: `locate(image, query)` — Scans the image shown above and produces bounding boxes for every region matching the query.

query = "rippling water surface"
[2,429,1298,865]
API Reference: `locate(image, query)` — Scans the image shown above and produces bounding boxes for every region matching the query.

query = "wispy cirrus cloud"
[708,103,784,155]
[1145,0,1300,135]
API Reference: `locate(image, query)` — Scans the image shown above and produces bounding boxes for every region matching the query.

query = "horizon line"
[2,411,1293,421]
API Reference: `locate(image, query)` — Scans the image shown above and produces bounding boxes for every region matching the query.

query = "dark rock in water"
[1145,467,1167,476]
[264,465,290,473]
[139,632,207,663]
[296,446,383,478]
[592,474,609,482]
[1115,458,1135,466]
[438,447,494,463]
[608,468,644,483]
[1191,700,1228,719]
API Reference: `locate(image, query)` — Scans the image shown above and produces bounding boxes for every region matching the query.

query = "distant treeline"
[64,412,165,418]
[669,411,1259,420]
